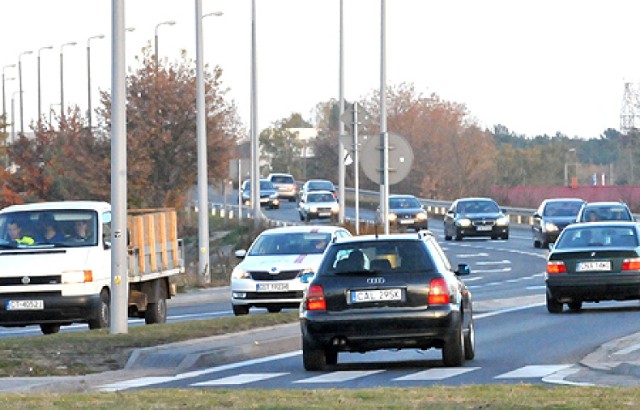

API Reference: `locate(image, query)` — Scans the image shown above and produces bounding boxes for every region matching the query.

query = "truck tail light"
[305,285,326,311]
[546,261,566,274]
[428,278,450,305]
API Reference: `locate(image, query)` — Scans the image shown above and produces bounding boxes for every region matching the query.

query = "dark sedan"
[545,221,640,313]
[384,194,428,231]
[443,197,509,241]
[532,198,585,248]
[300,232,474,370]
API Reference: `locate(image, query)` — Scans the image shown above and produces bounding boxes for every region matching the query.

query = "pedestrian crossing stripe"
[393,367,479,381]
[495,365,572,378]
[193,372,288,386]
[293,370,385,384]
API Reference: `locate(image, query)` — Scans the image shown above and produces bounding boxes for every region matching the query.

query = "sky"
[2,0,640,139]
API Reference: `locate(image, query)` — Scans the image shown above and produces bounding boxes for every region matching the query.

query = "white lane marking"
[473,268,511,273]
[461,277,483,282]
[475,260,510,265]
[495,365,572,379]
[97,350,301,391]
[475,303,545,319]
[543,366,595,386]
[526,286,547,290]
[394,367,479,381]
[293,370,384,384]
[457,253,489,258]
[193,372,288,386]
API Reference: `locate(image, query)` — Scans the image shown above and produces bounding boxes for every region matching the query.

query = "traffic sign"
[360,133,413,185]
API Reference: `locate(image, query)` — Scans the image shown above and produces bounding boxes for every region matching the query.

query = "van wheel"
[89,289,110,329]
[145,298,167,324]
[233,305,249,316]
[40,324,61,335]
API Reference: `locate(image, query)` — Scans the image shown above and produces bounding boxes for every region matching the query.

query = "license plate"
[399,219,414,224]
[576,261,611,272]
[256,283,289,292]
[350,288,402,303]
[318,212,331,217]
[476,225,492,231]
[7,300,44,310]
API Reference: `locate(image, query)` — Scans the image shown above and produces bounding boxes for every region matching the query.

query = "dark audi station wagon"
[299,232,474,370]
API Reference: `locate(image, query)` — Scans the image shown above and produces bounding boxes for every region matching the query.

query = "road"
[103,210,640,390]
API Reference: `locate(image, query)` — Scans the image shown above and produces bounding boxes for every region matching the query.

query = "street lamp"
[154,20,176,76]
[196,2,223,281]
[87,34,105,131]
[11,90,21,144]
[564,148,577,186]
[37,46,53,123]
[2,64,15,129]
[18,50,33,135]
[59,41,77,120]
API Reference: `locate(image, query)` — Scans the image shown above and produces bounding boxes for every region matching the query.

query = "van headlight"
[62,270,93,284]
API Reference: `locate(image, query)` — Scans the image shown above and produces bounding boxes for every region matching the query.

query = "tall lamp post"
[87,34,105,131]
[2,64,15,128]
[11,90,21,144]
[154,20,176,77]
[37,46,53,124]
[59,41,77,121]
[18,50,33,135]
[196,1,223,282]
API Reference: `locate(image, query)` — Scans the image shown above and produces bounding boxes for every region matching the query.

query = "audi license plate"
[350,289,402,303]
[7,300,44,310]
[476,225,492,231]
[256,283,289,292]
[576,261,611,272]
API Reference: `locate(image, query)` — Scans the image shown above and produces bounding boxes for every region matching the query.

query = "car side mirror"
[456,263,470,276]
[533,213,541,218]
[235,249,247,260]
[548,243,555,252]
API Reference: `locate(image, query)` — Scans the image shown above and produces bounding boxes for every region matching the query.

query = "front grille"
[250,270,301,281]
[0,276,61,286]
[245,291,304,300]
[473,220,495,227]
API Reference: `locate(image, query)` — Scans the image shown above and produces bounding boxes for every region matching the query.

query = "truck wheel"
[40,324,61,335]
[89,289,110,329]
[145,298,167,324]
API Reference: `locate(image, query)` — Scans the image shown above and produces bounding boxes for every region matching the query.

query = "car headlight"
[331,203,339,213]
[310,206,318,213]
[544,221,558,232]
[496,216,510,226]
[388,213,397,222]
[231,267,250,280]
[416,212,428,221]
[457,218,472,227]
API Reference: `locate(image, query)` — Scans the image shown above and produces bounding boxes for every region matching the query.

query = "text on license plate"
[6,300,44,310]
[576,261,611,272]
[399,219,415,224]
[256,283,289,292]
[476,225,492,231]
[350,288,402,303]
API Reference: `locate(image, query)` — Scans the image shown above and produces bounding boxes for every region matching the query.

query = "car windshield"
[389,197,421,209]
[248,232,331,255]
[321,240,434,275]
[259,180,274,190]
[556,226,638,248]
[457,201,499,214]
[308,193,334,203]
[0,210,98,248]
[543,201,583,217]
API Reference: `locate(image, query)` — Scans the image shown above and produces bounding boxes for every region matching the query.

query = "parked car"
[241,179,280,209]
[532,198,585,248]
[300,232,474,370]
[298,190,339,222]
[575,201,634,223]
[443,197,509,241]
[545,221,640,313]
[231,225,352,316]
[382,194,429,231]
[268,173,298,202]
[299,179,337,201]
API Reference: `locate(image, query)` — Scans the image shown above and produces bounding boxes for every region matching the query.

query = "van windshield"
[0,210,98,247]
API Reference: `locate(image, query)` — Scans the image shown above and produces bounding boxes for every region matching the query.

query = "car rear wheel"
[325,348,338,365]
[442,322,465,367]
[464,319,475,360]
[546,292,563,313]
[233,304,249,316]
[303,338,327,371]
[568,301,582,311]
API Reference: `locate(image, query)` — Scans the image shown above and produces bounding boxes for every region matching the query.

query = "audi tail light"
[306,285,326,311]
[428,278,450,305]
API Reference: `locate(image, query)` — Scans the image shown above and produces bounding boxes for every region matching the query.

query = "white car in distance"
[230,225,352,315]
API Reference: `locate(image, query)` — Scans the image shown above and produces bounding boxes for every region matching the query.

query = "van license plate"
[7,300,44,310]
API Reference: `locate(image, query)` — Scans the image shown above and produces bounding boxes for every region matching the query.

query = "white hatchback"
[231,225,351,315]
